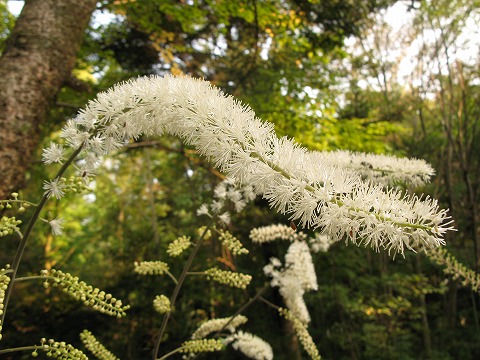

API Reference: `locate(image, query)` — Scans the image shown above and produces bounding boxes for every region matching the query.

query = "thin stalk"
[12,276,46,282]
[153,220,214,359]
[164,270,178,285]
[0,345,41,355]
[157,347,182,360]
[0,145,83,332]
[0,199,38,207]
[259,296,280,311]
[213,285,268,337]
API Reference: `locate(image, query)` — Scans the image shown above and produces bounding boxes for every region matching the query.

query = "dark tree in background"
[0,0,97,199]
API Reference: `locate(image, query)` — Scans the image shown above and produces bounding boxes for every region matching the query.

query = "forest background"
[0,0,479,359]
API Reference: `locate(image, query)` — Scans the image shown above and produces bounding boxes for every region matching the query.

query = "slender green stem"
[259,296,280,311]
[0,145,83,334]
[214,285,268,337]
[0,199,38,207]
[0,345,41,355]
[164,270,178,285]
[190,286,269,360]
[12,275,46,282]
[152,219,214,360]
[157,347,182,360]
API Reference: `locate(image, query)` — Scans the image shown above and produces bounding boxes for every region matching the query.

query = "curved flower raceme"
[264,241,318,323]
[191,315,248,340]
[80,330,119,360]
[41,269,130,318]
[279,308,321,360]
[51,75,453,256]
[426,247,480,292]
[250,223,307,244]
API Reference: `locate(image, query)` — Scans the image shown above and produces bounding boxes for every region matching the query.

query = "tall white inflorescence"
[264,241,318,323]
[49,75,453,256]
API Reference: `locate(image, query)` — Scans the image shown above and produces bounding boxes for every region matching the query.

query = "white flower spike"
[53,75,453,256]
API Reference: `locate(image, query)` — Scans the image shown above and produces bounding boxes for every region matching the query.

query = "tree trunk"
[0,0,97,199]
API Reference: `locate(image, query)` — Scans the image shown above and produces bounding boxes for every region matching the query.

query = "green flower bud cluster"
[0,265,11,341]
[197,226,212,240]
[80,329,119,360]
[218,229,249,255]
[427,247,480,292]
[204,267,252,289]
[0,216,22,237]
[278,308,320,360]
[167,235,192,257]
[61,176,91,195]
[0,192,32,213]
[180,339,225,354]
[41,269,130,318]
[31,338,88,359]
[153,294,171,314]
[134,261,169,275]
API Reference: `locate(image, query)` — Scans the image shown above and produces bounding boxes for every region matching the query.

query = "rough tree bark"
[0,0,97,199]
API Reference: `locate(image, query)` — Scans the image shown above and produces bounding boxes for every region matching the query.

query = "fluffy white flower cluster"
[47,217,65,236]
[191,315,248,339]
[264,241,318,323]
[250,223,307,243]
[313,150,435,188]
[309,233,334,253]
[42,143,66,165]
[226,331,274,360]
[250,223,334,253]
[50,75,453,255]
[197,177,256,225]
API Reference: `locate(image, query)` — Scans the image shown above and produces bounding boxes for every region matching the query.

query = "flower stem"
[214,285,268,336]
[259,296,280,311]
[156,347,182,360]
[152,219,214,359]
[12,275,46,282]
[164,270,178,285]
[0,199,38,207]
[0,345,41,355]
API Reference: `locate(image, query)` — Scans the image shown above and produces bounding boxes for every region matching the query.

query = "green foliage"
[1,0,480,359]
[0,0,15,54]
